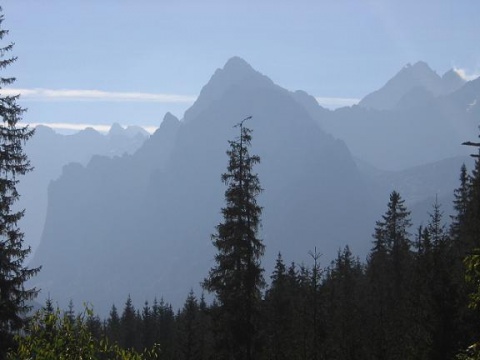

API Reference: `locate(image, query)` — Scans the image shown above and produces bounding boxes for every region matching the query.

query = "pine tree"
[141,301,156,351]
[196,294,213,360]
[464,149,480,251]
[366,191,414,360]
[263,253,295,360]
[308,247,325,360]
[106,304,121,344]
[203,119,265,360]
[411,199,462,360]
[0,8,40,357]
[323,247,367,360]
[451,164,470,254]
[153,298,175,359]
[426,199,460,360]
[177,290,200,360]
[120,295,139,351]
[454,135,480,356]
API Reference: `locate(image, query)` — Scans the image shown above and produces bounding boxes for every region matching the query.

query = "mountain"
[18,125,149,254]
[442,69,467,93]
[358,61,466,110]
[28,58,476,314]
[29,57,379,314]
[319,70,478,171]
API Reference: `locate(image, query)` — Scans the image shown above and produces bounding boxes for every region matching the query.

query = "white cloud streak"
[0,88,197,103]
[0,87,359,109]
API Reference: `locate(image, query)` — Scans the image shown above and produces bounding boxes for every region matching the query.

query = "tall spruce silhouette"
[0,7,40,357]
[203,117,265,360]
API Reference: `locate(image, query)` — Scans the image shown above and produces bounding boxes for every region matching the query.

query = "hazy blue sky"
[2,0,479,132]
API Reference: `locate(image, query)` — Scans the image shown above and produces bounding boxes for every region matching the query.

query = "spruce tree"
[177,290,200,360]
[426,200,459,360]
[464,148,480,251]
[366,191,415,360]
[120,295,139,350]
[324,247,367,360]
[0,8,39,357]
[451,164,472,255]
[203,119,265,360]
[141,301,156,351]
[263,253,294,360]
[106,304,121,344]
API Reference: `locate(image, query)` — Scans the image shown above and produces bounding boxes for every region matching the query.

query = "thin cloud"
[1,88,197,103]
[1,88,359,109]
[315,97,359,109]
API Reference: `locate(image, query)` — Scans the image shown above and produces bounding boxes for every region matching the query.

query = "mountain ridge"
[29,57,377,314]
[27,57,478,314]
[358,61,466,110]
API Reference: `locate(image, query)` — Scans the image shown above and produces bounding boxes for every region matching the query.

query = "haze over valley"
[20,57,479,313]
[4,2,480,358]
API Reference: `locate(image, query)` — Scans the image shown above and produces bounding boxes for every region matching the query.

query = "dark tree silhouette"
[203,118,265,360]
[0,7,40,357]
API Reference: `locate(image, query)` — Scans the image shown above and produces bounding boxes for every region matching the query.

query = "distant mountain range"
[358,61,466,110]
[19,124,148,254]
[319,62,478,170]
[27,57,480,314]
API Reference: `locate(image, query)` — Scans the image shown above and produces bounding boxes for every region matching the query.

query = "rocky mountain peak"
[183,57,275,122]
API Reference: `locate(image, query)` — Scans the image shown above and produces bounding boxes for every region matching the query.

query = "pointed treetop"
[234,115,252,129]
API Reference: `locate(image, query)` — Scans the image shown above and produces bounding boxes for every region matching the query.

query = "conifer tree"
[141,301,156,351]
[154,298,176,359]
[106,304,121,344]
[411,199,461,360]
[196,294,213,360]
[366,191,415,360]
[451,164,471,254]
[203,119,264,360]
[263,253,294,360]
[324,247,367,360]
[464,149,480,251]
[0,8,39,357]
[177,290,200,360]
[308,247,325,360]
[120,295,139,350]
[426,199,460,360]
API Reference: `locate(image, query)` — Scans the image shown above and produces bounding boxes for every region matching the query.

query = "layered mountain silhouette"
[358,61,466,110]
[28,57,480,313]
[29,57,378,313]
[19,125,148,254]
[320,69,478,170]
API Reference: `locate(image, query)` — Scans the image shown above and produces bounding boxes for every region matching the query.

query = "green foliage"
[464,252,480,311]
[455,251,480,360]
[7,304,160,359]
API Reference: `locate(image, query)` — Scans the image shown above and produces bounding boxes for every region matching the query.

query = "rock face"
[30,57,377,314]
[18,125,148,254]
